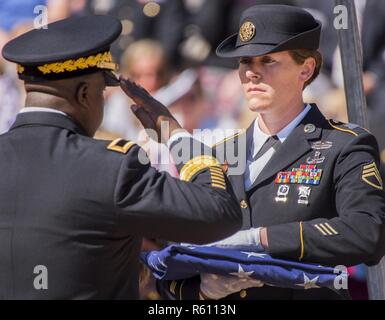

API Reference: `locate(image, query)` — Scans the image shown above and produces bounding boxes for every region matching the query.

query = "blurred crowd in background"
[1,0,385,300]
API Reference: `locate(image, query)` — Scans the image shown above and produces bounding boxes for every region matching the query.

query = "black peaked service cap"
[2,15,122,86]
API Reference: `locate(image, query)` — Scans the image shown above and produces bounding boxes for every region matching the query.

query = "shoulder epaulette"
[212,129,246,148]
[328,119,370,137]
[107,138,136,154]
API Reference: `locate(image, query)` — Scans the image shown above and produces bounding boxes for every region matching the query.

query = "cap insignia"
[239,21,256,42]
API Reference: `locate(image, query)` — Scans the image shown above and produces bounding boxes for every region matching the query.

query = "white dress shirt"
[19,107,67,116]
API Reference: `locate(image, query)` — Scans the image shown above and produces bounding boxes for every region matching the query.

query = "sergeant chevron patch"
[362,162,383,190]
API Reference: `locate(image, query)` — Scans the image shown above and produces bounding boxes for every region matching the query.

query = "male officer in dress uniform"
[158,5,385,300]
[0,15,242,299]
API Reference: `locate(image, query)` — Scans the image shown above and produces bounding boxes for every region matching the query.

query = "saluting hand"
[119,76,183,144]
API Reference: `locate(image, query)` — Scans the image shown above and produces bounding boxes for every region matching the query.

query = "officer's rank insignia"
[298,186,311,205]
[362,162,383,190]
[275,185,290,203]
[311,141,333,150]
[107,138,136,154]
[306,151,325,165]
[275,165,323,185]
[239,21,255,42]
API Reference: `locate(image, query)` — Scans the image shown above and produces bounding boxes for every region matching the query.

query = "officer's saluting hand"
[119,76,184,143]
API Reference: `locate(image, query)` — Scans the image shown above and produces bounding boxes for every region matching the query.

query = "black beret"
[2,15,122,85]
[216,5,321,58]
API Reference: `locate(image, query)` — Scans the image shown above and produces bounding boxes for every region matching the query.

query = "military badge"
[306,151,325,165]
[298,186,311,205]
[362,162,383,190]
[275,185,290,203]
[304,123,316,133]
[239,21,256,42]
[311,141,333,150]
[275,165,322,185]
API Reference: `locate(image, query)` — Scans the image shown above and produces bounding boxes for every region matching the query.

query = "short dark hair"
[288,49,323,89]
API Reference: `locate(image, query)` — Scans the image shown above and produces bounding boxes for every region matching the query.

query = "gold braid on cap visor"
[17,51,117,75]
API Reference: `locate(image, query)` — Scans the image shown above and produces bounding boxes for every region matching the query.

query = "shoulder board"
[328,119,370,137]
[212,129,246,148]
[107,138,136,154]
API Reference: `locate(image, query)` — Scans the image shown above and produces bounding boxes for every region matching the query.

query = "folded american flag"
[141,245,348,290]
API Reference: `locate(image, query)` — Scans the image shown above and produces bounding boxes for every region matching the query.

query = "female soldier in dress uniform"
[158,4,385,300]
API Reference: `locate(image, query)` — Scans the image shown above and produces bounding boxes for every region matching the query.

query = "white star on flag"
[229,264,255,279]
[296,274,320,289]
[241,251,267,259]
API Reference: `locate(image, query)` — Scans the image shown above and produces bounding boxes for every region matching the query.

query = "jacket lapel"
[222,122,255,202]
[249,105,326,190]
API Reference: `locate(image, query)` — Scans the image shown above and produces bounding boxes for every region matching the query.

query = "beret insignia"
[239,21,256,42]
